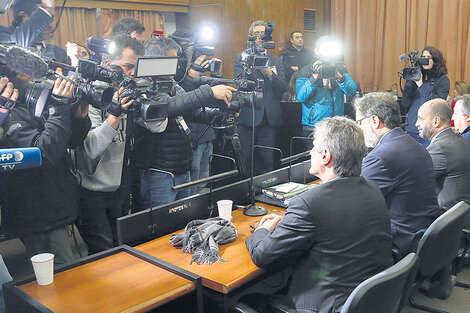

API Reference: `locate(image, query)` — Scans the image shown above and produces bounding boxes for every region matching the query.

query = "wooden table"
[13,250,196,313]
[135,204,285,295]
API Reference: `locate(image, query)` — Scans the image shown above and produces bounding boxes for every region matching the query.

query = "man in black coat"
[281,30,314,83]
[416,98,470,211]
[0,76,91,266]
[234,20,287,175]
[357,92,441,257]
[246,117,393,313]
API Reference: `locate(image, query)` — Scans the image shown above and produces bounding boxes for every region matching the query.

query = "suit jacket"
[361,128,441,255]
[233,52,287,127]
[461,125,470,143]
[427,128,470,210]
[0,8,52,47]
[246,176,393,313]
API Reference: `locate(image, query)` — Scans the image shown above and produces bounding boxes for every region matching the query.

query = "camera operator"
[73,35,144,254]
[401,46,450,147]
[0,75,92,266]
[111,17,146,42]
[296,36,357,148]
[234,20,287,175]
[134,37,235,209]
[0,0,55,48]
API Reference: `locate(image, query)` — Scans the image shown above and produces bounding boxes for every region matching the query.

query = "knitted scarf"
[169,217,238,265]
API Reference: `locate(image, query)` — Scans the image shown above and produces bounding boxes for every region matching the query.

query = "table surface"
[136,203,285,294]
[19,251,195,313]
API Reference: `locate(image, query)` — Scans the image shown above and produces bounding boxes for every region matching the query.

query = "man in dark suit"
[0,0,54,47]
[416,98,470,210]
[356,92,441,257]
[234,20,287,175]
[452,94,470,143]
[246,117,393,313]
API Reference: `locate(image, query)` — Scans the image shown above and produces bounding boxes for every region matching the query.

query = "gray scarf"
[169,217,238,265]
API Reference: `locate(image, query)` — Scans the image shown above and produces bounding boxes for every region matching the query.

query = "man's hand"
[291,66,299,71]
[107,87,134,129]
[52,76,74,98]
[211,85,237,105]
[258,213,283,232]
[0,77,19,102]
[311,60,321,81]
[188,55,209,78]
[40,0,55,13]
[259,67,273,78]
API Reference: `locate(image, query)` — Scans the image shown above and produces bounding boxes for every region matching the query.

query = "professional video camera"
[398,51,430,81]
[170,28,221,81]
[313,37,344,80]
[114,56,177,122]
[241,22,276,71]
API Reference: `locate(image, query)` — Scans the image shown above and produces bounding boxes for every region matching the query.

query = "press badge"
[176,116,191,136]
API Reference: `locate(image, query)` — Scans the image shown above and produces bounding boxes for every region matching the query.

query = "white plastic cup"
[217,200,233,221]
[30,253,54,286]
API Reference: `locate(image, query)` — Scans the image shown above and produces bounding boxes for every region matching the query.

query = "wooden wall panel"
[189,0,330,79]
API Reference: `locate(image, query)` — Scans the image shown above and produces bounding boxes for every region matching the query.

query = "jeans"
[140,169,191,209]
[406,130,430,147]
[190,142,213,195]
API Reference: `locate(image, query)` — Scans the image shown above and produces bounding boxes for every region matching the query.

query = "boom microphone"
[399,53,409,62]
[5,46,49,78]
[0,147,42,171]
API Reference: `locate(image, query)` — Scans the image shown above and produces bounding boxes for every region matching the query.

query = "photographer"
[135,37,235,209]
[401,46,450,147]
[73,35,144,254]
[0,0,55,48]
[0,75,92,266]
[296,36,357,147]
[234,20,287,175]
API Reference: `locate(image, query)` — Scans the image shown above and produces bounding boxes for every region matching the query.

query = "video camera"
[398,51,430,81]
[242,22,276,70]
[170,30,221,81]
[113,56,177,122]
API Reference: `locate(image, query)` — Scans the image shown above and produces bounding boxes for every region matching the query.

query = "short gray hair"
[426,98,452,126]
[354,92,401,129]
[144,37,180,57]
[248,20,267,36]
[454,94,470,116]
[314,116,366,177]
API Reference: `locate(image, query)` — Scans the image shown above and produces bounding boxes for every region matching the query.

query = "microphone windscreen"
[399,53,409,62]
[5,46,49,78]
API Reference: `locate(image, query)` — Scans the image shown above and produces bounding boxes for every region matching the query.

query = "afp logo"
[14,151,24,162]
[0,151,23,162]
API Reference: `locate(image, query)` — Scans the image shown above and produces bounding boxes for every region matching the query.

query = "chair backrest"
[340,253,419,313]
[416,201,470,277]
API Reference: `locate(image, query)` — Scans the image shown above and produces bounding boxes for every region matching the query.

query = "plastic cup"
[30,253,54,286]
[217,200,233,221]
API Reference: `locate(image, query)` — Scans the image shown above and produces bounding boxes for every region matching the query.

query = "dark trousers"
[76,187,128,255]
[238,121,278,176]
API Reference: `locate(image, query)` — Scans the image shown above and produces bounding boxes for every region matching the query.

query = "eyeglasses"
[356,116,371,125]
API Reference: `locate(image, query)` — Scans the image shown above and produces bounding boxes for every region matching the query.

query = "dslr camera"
[313,37,344,80]
[398,51,429,81]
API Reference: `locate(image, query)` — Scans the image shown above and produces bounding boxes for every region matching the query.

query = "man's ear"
[320,149,331,166]
[369,115,381,130]
[465,115,470,123]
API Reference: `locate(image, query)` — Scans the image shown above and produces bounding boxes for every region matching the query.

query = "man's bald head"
[416,99,452,140]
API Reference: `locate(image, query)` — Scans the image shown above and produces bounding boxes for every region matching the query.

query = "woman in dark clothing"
[401,46,450,147]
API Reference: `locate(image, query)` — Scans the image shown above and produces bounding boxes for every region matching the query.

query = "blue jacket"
[295,72,357,127]
[401,74,450,134]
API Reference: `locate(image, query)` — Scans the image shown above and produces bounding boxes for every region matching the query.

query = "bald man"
[416,99,470,211]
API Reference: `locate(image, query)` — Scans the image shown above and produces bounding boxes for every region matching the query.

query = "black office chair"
[408,201,470,313]
[340,253,419,313]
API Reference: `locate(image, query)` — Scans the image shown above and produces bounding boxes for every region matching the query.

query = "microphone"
[399,53,409,62]
[0,147,42,171]
[5,46,49,78]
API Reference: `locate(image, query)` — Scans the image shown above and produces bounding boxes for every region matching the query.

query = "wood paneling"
[56,0,189,12]
[189,0,330,79]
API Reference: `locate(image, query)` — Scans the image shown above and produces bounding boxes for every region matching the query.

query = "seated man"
[246,117,393,313]
[452,94,470,143]
[356,92,441,256]
[416,98,470,210]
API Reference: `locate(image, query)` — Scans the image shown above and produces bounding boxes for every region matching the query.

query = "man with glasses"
[355,92,441,258]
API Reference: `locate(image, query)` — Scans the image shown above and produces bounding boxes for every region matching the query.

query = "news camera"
[242,22,276,71]
[398,51,430,81]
